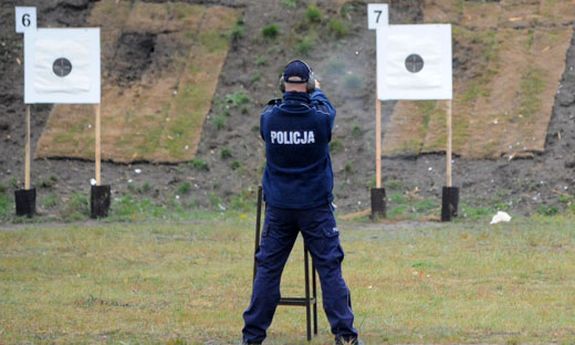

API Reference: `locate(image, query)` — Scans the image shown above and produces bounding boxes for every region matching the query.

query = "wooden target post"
[14,104,36,217]
[90,103,111,219]
[371,90,386,219]
[441,100,459,221]
[14,7,38,217]
[368,4,389,220]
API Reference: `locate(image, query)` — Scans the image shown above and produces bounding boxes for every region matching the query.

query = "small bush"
[351,125,362,138]
[62,193,89,221]
[220,148,232,159]
[344,163,353,174]
[189,158,209,171]
[212,115,227,130]
[250,71,262,85]
[305,4,322,23]
[330,140,344,154]
[39,176,58,189]
[229,20,245,41]
[537,205,559,216]
[328,18,348,38]
[255,56,267,66]
[230,161,241,170]
[262,24,280,39]
[42,193,58,209]
[296,35,315,56]
[281,0,297,8]
[225,90,250,107]
[177,182,192,195]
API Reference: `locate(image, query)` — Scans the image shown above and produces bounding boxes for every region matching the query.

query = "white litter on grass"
[90,178,96,186]
[490,211,511,225]
[134,169,142,174]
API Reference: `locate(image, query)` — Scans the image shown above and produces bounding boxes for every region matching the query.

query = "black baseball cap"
[283,60,311,83]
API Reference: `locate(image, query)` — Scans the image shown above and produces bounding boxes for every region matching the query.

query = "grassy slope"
[1,215,574,344]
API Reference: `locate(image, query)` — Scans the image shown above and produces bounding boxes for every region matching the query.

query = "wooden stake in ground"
[446,100,453,187]
[24,105,31,190]
[95,104,101,186]
[375,92,382,189]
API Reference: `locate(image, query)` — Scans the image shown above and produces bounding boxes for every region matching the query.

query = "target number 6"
[15,7,37,33]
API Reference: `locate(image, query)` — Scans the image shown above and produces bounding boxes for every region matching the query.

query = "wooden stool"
[252,186,318,341]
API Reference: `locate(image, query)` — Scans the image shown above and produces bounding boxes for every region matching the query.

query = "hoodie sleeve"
[310,89,336,130]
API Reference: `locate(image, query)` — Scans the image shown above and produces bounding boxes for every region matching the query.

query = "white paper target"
[377,24,452,100]
[25,28,100,104]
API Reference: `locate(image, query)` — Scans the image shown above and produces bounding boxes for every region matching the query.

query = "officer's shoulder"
[262,98,282,116]
[266,98,282,106]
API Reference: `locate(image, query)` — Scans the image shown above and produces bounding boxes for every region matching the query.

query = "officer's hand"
[315,79,321,89]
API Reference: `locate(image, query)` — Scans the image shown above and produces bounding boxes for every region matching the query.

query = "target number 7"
[367,4,389,30]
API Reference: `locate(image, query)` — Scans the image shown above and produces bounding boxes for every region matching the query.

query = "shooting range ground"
[382,0,575,159]
[1,215,574,344]
[35,1,239,163]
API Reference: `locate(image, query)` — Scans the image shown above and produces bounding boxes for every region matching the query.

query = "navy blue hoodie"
[260,90,336,209]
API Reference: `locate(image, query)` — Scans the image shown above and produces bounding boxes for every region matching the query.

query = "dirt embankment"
[0,0,574,221]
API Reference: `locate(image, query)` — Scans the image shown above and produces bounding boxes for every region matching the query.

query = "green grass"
[1,215,574,344]
[518,67,546,119]
[0,193,11,220]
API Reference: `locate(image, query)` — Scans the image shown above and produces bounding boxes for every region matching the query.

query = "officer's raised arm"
[310,87,336,130]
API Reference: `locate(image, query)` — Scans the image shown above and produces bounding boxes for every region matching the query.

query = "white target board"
[377,24,452,100]
[24,28,100,104]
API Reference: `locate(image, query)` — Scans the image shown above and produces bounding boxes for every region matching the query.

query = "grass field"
[1,214,574,345]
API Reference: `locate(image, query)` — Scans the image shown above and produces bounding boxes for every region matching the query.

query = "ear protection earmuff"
[279,59,316,93]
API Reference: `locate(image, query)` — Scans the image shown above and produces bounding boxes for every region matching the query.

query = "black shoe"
[335,337,364,345]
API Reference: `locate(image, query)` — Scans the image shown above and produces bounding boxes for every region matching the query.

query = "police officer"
[241,60,362,345]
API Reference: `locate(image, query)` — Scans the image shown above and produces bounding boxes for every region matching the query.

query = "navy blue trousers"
[242,204,358,343]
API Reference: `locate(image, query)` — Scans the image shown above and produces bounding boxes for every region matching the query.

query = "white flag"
[25,28,100,104]
[377,24,452,100]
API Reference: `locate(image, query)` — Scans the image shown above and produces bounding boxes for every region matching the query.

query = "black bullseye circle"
[405,54,424,73]
[52,58,72,77]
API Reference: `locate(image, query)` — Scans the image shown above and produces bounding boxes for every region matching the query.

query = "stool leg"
[253,186,263,285]
[304,245,312,341]
[312,258,318,335]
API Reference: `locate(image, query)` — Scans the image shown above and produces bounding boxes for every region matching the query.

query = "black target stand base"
[441,186,459,222]
[90,185,111,219]
[15,188,36,217]
[370,187,387,220]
